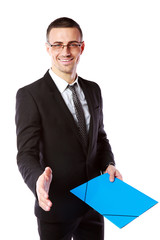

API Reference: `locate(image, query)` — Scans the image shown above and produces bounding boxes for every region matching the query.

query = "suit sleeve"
[15,87,44,197]
[96,85,115,172]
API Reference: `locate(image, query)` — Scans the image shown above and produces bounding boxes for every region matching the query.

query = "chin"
[60,67,74,74]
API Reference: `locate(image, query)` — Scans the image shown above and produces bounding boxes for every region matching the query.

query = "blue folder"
[70,173,158,228]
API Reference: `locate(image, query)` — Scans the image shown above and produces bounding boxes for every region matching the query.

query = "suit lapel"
[44,71,87,155]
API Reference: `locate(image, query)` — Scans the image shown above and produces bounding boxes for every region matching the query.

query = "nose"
[61,45,71,55]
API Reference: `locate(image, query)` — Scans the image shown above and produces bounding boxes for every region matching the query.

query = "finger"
[38,186,49,199]
[105,166,115,182]
[37,184,52,206]
[115,170,123,181]
[38,189,52,207]
[39,199,52,212]
[39,193,52,208]
[109,173,115,182]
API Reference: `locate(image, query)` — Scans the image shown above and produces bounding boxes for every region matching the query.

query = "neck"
[51,67,77,84]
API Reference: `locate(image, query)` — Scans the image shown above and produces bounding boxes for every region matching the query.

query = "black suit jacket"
[15,70,115,222]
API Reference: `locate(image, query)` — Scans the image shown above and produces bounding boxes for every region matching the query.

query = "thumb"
[44,167,52,177]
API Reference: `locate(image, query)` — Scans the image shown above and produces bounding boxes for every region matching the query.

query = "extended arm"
[16,88,52,210]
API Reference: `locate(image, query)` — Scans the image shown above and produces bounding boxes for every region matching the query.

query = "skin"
[45,27,84,84]
[36,27,123,211]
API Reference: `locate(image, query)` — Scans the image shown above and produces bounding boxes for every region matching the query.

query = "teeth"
[60,59,72,62]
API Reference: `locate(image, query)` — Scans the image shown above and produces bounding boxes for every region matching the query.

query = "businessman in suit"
[16,17,122,240]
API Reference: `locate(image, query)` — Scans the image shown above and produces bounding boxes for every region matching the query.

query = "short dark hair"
[46,17,83,41]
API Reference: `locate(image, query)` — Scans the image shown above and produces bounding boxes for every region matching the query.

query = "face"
[46,28,84,80]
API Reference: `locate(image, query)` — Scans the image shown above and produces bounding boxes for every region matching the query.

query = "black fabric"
[16,70,115,223]
[37,209,104,240]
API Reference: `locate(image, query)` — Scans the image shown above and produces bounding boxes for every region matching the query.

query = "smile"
[58,58,74,63]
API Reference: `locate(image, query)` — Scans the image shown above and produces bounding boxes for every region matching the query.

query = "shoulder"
[78,76,101,91]
[16,70,51,97]
[78,76,102,97]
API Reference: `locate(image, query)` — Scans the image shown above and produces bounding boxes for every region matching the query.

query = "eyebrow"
[52,41,80,44]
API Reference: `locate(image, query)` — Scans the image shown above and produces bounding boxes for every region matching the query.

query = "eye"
[69,43,78,47]
[53,44,63,47]
[69,43,81,48]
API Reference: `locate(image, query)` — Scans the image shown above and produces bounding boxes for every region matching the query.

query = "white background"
[0,0,159,239]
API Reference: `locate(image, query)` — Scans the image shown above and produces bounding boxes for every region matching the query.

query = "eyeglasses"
[47,41,83,51]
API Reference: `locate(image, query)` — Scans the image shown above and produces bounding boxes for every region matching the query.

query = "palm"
[36,167,53,211]
[43,171,52,194]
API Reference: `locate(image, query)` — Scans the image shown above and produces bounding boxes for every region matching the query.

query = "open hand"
[36,167,53,211]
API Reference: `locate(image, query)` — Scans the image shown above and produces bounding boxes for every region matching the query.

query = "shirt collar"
[49,68,79,93]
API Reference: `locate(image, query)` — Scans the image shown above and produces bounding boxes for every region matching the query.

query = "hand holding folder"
[70,173,158,228]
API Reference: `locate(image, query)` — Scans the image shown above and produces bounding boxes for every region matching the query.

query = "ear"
[80,41,85,54]
[45,42,51,56]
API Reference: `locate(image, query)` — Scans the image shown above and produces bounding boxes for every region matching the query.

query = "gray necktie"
[68,84,88,148]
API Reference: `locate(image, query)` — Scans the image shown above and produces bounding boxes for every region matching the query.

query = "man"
[16,17,122,240]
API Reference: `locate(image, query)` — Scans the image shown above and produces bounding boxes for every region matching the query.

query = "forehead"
[48,28,81,42]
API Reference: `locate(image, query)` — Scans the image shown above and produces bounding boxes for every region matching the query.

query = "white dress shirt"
[49,69,90,132]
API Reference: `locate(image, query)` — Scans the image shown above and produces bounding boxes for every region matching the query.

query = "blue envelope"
[70,173,158,228]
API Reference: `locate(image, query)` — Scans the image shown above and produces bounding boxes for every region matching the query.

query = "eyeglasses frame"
[47,41,84,50]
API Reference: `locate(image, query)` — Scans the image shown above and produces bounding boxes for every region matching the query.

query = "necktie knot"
[68,83,77,93]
